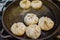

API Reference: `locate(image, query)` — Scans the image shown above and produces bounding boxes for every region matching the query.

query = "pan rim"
[2,0,60,40]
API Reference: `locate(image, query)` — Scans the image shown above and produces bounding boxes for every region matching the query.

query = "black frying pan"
[2,0,60,40]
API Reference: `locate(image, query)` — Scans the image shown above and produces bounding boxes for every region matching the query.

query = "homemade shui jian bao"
[11,22,26,36]
[38,17,54,31]
[20,0,31,9]
[26,24,41,39]
[24,13,38,25]
[31,0,42,9]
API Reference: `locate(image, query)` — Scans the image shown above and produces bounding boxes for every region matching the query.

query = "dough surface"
[11,22,26,36]
[24,13,38,25]
[31,0,42,9]
[20,0,31,9]
[26,24,41,39]
[38,17,54,31]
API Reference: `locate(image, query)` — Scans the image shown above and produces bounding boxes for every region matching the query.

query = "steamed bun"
[24,13,38,25]
[20,0,31,9]
[26,24,41,39]
[31,0,42,9]
[38,17,54,31]
[11,22,26,36]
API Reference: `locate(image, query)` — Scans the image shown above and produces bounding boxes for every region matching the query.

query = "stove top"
[0,0,60,40]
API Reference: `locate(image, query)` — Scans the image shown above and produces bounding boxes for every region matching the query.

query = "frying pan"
[2,0,60,40]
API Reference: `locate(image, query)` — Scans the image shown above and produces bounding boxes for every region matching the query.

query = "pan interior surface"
[2,0,60,40]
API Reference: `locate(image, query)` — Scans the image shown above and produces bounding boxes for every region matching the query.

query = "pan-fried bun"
[31,0,42,9]
[20,0,31,9]
[26,24,41,39]
[24,13,38,25]
[38,17,54,31]
[11,22,26,36]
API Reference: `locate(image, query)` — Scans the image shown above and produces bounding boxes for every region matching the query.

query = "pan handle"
[0,29,12,38]
[0,1,13,39]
